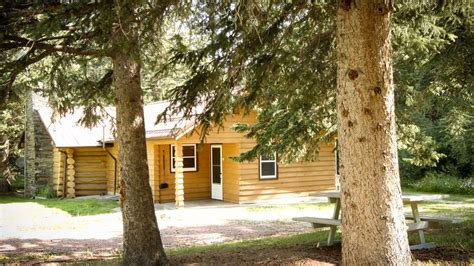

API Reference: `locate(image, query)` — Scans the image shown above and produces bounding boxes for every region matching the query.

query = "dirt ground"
[0,200,325,256]
[1,199,472,265]
[170,243,472,265]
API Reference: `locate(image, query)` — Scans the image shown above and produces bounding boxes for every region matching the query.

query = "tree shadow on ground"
[1,219,472,265]
[170,243,472,265]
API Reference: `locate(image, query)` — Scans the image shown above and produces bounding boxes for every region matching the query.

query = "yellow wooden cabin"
[29,96,337,206]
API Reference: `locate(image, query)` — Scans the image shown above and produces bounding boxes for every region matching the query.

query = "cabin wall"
[147,142,160,202]
[222,143,240,203]
[52,148,65,196]
[73,147,108,196]
[239,142,336,203]
[181,112,257,144]
[155,143,211,203]
[105,145,119,195]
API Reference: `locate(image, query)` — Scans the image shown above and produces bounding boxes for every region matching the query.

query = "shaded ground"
[1,196,473,264]
[0,199,328,255]
[2,242,471,265]
[170,243,472,265]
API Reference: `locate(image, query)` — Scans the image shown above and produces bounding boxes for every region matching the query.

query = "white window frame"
[171,144,197,172]
[259,153,277,179]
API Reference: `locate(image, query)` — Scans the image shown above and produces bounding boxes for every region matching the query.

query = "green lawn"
[0,195,119,216]
[0,192,472,264]
[409,194,474,250]
[171,193,473,256]
[167,230,332,256]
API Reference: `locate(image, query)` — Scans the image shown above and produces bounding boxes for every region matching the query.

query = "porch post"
[65,148,75,198]
[174,142,184,208]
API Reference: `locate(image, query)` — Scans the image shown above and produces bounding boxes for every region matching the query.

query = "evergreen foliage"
[0,1,178,262]
[0,95,24,189]
[163,1,473,179]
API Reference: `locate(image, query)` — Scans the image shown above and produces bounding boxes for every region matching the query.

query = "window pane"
[183,158,195,168]
[261,153,275,161]
[212,147,221,163]
[183,145,195,157]
[212,166,221,183]
[171,146,175,157]
[171,159,175,169]
[261,162,276,177]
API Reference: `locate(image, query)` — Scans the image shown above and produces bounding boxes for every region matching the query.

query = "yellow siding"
[105,146,119,195]
[146,142,159,201]
[177,111,336,204]
[73,147,108,196]
[52,148,65,196]
[222,143,240,203]
[238,141,336,203]
[179,112,257,144]
[155,143,211,203]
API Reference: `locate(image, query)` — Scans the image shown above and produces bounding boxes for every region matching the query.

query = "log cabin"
[25,94,337,206]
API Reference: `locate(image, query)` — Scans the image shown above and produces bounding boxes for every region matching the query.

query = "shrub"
[36,185,57,199]
[412,172,473,195]
[9,175,24,191]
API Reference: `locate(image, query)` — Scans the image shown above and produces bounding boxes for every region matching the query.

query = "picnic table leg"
[327,198,341,245]
[410,202,426,244]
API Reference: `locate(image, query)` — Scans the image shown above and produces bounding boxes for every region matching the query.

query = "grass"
[0,195,119,216]
[402,173,473,195]
[166,230,332,256]
[247,202,333,212]
[1,192,472,264]
[408,193,474,250]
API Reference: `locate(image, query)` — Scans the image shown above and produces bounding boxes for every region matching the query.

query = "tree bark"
[112,18,169,266]
[336,0,412,265]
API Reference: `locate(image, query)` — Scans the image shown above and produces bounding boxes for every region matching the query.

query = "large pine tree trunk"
[336,1,412,264]
[113,51,169,265]
[111,13,169,265]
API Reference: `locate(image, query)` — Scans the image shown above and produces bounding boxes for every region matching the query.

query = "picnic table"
[293,191,460,250]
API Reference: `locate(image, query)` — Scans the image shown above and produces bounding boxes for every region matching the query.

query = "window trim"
[259,152,278,180]
[170,144,197,172]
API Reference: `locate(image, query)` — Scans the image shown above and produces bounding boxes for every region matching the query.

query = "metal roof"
[34,94,201,147]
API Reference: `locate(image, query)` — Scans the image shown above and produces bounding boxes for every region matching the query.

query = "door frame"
[210,144,223,200]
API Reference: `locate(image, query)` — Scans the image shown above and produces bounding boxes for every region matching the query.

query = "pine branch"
[1,35,104,56]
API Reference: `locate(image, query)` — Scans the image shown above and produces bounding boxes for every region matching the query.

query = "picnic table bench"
[293,191,460,250]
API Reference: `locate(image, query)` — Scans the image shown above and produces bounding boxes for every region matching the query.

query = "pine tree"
[162,0,470,264]
[0,1,173,264]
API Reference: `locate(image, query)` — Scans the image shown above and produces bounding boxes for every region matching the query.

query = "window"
[259,153,277,179]
[171,144,197,172]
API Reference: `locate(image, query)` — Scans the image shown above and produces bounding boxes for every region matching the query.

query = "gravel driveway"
[0,199,332,255]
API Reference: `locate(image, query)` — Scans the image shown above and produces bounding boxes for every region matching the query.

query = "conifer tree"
[1,1,173,264]
[163,0,470,264]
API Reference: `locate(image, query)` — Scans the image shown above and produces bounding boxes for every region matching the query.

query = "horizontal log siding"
[146,142,158,201]
[181,112,257,144]
[222,143,240,203]
[156,143,211,203]
[73,147,108,196]
[52,148,65,196]
[238,142,336,203]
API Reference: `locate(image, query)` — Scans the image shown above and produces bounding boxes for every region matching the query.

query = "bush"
[9,175,24,190]
[411,172,473,195]
[36,185,57,199]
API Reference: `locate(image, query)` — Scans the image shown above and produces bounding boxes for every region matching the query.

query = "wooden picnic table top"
[309,191,448,203]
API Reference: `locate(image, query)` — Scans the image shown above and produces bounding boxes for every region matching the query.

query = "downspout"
[104,148,118,195]
[102,126,118,195]
[58,150,67,198]
[23,100,27,195]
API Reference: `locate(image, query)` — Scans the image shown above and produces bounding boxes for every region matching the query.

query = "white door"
[211,145,223,200]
